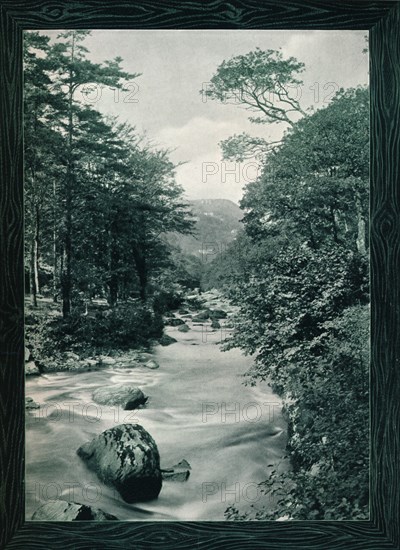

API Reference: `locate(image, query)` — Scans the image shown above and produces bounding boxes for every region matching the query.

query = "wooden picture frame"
[1,1,399,548]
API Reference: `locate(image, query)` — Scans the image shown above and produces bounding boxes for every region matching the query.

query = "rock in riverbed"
[77,424,162,503]
[25,396,40,410]
[165,317,185,326]
[92,385,147,410]
[209,309,227,319]
[144,359,159,370]
[159,334,177,346]
[100,356,116,365]
[162,459,191,482]
[178,324,190,333]
[32,500,118,521]
[192,310,210,321]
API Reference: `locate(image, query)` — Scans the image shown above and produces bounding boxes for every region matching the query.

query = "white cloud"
[154,116,266,202]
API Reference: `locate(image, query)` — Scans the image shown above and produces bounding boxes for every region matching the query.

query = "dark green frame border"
[1,1,399,548]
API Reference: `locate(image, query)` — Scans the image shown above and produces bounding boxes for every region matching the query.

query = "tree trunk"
[30,236,37,307]
[34,206,40,295]
[330,205,339,244]
[61,156,73,317]
[61,41,75,318]
[133,246,147,302]
[61,243,71,318]
[107,253,118,307]
[61,155,73,317]
[307,219,317,249]
[53,178,58,302]
[355,191,366,255]
[106,222,119,307]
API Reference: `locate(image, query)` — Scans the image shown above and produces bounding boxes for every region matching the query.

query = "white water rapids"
[25,294,288,521]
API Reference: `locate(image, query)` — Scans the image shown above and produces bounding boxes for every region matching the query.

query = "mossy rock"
[209,309,227,319]
[192,310,210,321]
[159,334,177,346]
[164,317,185,327]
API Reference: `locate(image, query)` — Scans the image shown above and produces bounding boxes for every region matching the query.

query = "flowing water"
[25,295,288,521]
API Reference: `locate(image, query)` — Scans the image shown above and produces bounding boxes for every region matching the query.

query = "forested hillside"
[203,49,369,520]
[166,198,242,258]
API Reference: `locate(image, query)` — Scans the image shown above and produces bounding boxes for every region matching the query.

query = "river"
[25,292,288,521]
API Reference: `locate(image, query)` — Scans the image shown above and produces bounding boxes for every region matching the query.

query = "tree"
[203,48,307,161]
[241,87,369,254]
[69,117,195,306]
[203,48,306,125]
[125,145,195,302]
[24,32,66,305]
[47,30,139,317]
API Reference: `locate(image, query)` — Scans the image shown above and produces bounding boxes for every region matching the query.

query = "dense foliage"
[24,31,196,351]
[204,51,369,520]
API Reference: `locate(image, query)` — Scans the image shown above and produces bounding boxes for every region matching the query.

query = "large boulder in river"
[32,500,118,521]
[92,385,147,410]
[77,424,162,503]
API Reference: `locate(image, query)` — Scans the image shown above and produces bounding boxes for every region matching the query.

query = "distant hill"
[166,199,243,260]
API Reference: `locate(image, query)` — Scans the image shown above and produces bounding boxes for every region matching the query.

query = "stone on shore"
[159,335,177,346]
[100,356,116,365]
[25,361,40,375]
[25,396,40,410]
[209,309,227,319]
[144,360,159,370]
[165,317,185,326]
[32,500,118,521]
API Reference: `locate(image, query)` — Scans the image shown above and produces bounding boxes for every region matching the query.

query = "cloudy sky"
[38,30,369,203]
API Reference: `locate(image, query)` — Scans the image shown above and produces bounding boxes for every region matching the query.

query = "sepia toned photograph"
[24,29,369,522]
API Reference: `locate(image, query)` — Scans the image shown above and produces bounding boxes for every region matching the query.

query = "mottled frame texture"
[1,1,399,548]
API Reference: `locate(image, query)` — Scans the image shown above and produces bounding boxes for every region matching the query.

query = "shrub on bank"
[26,301,164,360]
[225,304,369,520]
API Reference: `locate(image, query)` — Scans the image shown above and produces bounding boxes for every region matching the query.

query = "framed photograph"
[1,1,399,548]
